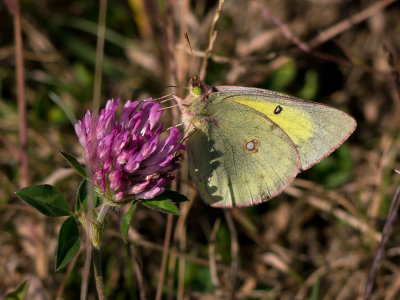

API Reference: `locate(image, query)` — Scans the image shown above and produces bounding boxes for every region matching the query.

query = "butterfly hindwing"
[187,95,301,207]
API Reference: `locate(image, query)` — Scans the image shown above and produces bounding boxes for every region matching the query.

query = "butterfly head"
[189,75,202,96]
[189,75,216,102]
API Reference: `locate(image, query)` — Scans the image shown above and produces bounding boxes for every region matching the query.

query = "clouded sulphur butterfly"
[175,76,356,207]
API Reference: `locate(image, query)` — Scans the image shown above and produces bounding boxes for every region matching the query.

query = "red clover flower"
[75,98,184,204]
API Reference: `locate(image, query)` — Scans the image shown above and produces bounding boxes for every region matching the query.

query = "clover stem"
[91,204,110,249]
[93,245,106,300]
[92,204,110,300]
[97,204,110,224]
[92,203,110,299]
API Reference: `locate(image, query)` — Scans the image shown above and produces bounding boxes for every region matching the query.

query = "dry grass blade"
[307,196,381,242]
[129,245,146,300]
[92,0,108,112]
[308,0,398,48]
[155,214,174,300]
[199,0,224,80]
[209,218,221,292]
[383,42,400,101]
[224,210,239,298]
[252,0,311,52]
[365,187,400,299]
[8,0,29,187]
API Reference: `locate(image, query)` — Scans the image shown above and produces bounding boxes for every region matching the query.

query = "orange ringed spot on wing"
[244,139,260,154]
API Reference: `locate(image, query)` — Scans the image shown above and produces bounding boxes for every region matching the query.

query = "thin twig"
[308,0,398,48]
[177,0,190,88]
[5,0,29,187]
[166,0,178,90]
[167,244,176,299]
[253,0,395,74]
[199,0,224,80]
[130,245,146,300]
[383,42,400,102]
[92,0,108,113]
[159,1,184,298]
[165,11,178,298]
[252,0,310,52]
[165,0,180,143]
[257,0,398,55]
[176,43,278,64]
[365,187,400,299]
[15,1,29,187]
[209,218,221,290]
[155,214,174,300]
[175,196,195,300]
[225,210,239,299]
[177,226,186,300]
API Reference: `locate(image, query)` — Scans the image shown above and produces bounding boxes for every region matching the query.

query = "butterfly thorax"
[180,76,218,131]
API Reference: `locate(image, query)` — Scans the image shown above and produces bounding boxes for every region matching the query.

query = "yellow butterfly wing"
[216,86,357,170]
[186,94,300,207]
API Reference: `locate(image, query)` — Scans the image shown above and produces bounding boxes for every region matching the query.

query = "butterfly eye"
[193,86,202,96]
[274,105,282,114]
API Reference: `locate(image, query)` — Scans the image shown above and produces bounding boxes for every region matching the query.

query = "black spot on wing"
[274,105,283,114]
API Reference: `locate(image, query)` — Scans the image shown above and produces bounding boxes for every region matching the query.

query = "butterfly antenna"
[185,32,201,82]
[163,85,190,92]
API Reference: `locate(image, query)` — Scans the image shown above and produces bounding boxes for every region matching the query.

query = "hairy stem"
[91,204,110,299]
[93,246,106,300]
[97,204,110,224]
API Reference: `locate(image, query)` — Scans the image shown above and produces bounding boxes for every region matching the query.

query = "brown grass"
[1,0,400,299]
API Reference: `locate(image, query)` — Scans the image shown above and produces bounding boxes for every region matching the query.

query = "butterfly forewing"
[215,86,357,170]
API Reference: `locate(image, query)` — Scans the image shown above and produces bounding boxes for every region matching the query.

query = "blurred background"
[1,0,400,299]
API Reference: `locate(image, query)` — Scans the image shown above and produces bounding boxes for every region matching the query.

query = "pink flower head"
[75,98,184,203]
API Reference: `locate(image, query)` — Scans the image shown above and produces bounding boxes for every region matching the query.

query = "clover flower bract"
[75,98,183,203]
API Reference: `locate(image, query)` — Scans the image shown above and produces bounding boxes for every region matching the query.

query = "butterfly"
[175,75,356,207]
